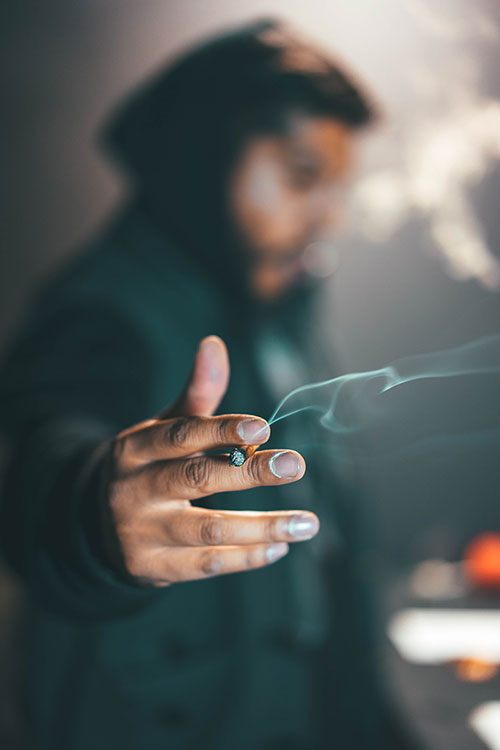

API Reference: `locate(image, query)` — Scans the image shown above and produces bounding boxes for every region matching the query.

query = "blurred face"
[227,113,357,301]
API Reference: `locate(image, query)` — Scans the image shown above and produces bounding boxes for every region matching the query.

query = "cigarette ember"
[228,444,258,467]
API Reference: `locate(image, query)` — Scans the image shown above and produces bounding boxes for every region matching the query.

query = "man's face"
[227,113,357,301]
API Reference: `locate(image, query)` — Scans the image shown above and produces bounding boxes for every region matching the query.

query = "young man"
[0,18,409,750]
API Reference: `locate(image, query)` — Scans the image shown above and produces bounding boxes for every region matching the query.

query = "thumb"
[160,336,230,418]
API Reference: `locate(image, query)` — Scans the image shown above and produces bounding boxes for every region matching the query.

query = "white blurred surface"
[388,608,500,663]
[470,702,500,750]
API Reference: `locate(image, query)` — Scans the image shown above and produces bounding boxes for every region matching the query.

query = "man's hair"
[104,18,377,181]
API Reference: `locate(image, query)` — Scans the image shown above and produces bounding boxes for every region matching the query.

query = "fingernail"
[269,451,301,479]
[288,514,319,540]
[237,419,269,442]
[266,542,289,563]
[200,338,223,382]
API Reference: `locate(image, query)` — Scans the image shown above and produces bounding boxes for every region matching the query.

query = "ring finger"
[158,507,319,546]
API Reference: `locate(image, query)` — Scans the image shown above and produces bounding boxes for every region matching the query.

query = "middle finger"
[141,449,306,500]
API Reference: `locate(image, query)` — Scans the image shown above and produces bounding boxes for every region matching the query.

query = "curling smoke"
[267,335,500,449]
[346,0,500,290]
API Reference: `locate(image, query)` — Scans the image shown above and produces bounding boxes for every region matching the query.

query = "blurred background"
[0,1,499,748]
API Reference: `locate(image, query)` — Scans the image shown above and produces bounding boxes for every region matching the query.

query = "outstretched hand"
[98,336,319,587]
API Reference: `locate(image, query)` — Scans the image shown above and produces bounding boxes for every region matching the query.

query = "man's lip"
[265,248,308,269]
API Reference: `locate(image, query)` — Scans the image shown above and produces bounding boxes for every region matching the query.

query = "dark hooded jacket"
[0,18,407,750]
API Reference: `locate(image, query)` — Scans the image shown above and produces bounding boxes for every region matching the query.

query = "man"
[0,18,409,750]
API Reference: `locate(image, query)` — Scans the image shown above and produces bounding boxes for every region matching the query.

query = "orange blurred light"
[464,533,500,588]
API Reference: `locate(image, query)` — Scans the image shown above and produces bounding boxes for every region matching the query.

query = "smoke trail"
[267,335,500,443]
[348,0,500,290]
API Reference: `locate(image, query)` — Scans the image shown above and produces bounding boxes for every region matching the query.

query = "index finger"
[118,414,270,467]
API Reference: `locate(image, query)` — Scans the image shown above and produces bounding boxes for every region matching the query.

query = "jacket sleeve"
[0,294,168,623]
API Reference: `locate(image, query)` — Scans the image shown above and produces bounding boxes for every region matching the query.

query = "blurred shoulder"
[44,202,203,301]
[30,201,223,336]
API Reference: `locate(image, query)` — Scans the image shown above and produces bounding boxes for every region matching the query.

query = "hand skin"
[96,336,319,588]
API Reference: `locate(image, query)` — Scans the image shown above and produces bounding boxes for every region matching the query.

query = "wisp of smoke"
[350,1,500,289]
[267,335,500,452]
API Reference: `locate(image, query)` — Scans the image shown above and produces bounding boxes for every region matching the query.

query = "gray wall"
[1,0,499,563]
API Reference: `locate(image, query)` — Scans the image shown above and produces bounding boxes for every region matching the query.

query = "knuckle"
[183,458,210,491]
[199,515,224,545]
[164,417,197,448]
[245,547,262,569]
[265,515,280,540]
[199,550,224,576]
[245,456,266,484]
[216,417,234,444]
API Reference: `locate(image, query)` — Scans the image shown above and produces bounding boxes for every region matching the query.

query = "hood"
[100,16,374,319]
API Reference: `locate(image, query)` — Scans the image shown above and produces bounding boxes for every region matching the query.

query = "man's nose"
[309,186,346,237]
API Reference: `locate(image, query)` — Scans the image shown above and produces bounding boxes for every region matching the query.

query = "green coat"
[0,202,400,749]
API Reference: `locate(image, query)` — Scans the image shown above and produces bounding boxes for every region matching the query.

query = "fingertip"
[266,542,289,563]
[184,337,230,416]
[199,334,228,359]
[294,451,307,479]
[237,417,270,444]
[287,512,319,540]
[200,334,227,350]
[197,336,230,385]
[268,450,306,480]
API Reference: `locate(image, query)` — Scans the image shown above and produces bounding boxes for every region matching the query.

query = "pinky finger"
[153,542,289,583]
